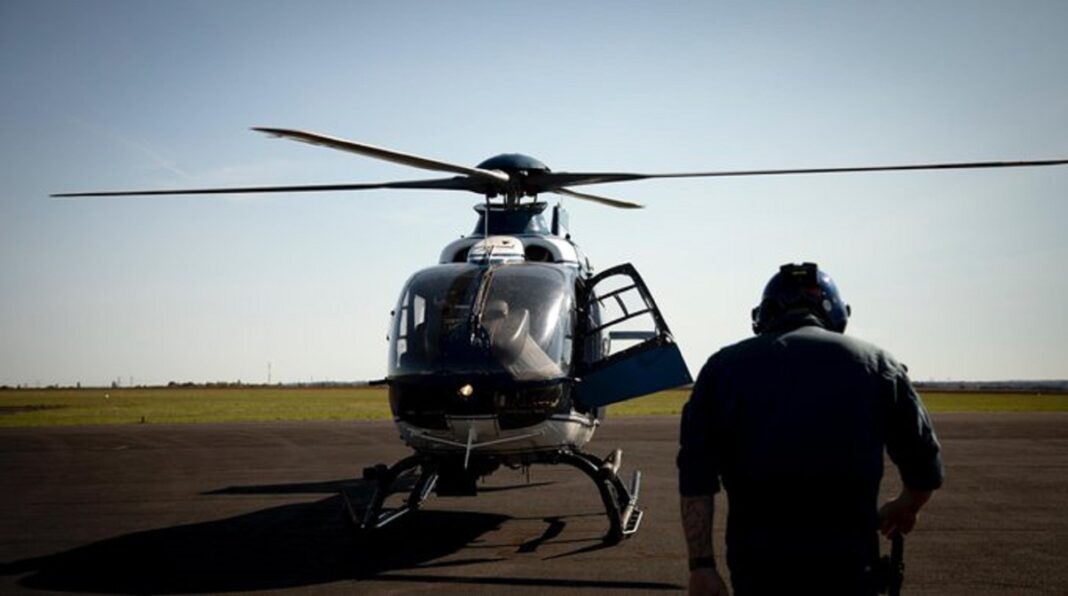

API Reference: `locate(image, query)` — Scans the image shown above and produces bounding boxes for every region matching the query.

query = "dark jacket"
[678,316,943,573]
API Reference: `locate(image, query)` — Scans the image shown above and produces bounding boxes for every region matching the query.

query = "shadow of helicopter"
[1,478,681,593]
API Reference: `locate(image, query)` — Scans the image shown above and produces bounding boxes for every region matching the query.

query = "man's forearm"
[680,494,715,559]
[900,486,932,512]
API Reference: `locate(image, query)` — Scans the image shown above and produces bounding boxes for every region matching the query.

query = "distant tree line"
[1,380,373,390]
[5,380,1065,393]
[916,380,1068,394]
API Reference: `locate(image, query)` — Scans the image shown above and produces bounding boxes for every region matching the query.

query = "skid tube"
[550,448,644,543]
[342,455,440,531]
[344,447,643,543]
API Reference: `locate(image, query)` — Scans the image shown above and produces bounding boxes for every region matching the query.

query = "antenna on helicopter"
[552,201,570,238]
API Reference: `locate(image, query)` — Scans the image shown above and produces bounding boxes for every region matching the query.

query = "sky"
[1,0,1066,387]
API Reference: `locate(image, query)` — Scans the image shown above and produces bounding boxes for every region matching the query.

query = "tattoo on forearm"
[680,495,715,558]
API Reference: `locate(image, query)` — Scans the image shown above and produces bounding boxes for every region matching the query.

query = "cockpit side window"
[395,293,428,368]
[582,268,661,363]
[572,263,692,408]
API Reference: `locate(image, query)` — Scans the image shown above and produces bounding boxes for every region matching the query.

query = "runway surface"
[0,413,1065,594]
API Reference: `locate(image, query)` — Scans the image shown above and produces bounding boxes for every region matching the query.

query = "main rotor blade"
[553,187,643,209]
[252,127,509,183]
[536,158,1068,189]
[50,177,476,198]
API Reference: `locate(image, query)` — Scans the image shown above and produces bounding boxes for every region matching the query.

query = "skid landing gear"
[343,447,643,543]
[342,455,440,531]
[553,448,643,543]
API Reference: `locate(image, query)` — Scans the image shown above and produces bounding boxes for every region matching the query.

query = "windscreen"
[388,263,573,380]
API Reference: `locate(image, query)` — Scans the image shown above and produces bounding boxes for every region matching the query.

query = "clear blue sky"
[2,0,1066,386]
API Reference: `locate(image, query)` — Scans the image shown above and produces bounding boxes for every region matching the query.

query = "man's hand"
[689,567,729,596]
[879,487,932,536]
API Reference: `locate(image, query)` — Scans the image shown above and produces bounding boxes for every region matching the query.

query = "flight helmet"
[751,262,850,334]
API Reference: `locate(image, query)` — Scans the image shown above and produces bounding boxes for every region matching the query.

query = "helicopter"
[53,128,1068,542]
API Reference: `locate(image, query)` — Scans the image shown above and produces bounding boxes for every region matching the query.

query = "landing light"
[458,384,474,398]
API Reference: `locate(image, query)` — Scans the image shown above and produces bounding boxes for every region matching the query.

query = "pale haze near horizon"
[1,1,1066,387]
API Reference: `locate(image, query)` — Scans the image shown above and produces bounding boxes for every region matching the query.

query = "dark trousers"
[727,536,879,596]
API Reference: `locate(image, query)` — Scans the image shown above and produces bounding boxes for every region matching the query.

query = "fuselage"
[386,203,603,463]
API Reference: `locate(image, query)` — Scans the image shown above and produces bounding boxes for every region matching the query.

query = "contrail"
[67,116,192,180]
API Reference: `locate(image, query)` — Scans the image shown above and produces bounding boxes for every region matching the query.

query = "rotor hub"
[475,154,551,203]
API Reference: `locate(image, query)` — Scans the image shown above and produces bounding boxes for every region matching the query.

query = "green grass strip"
[919,391,1068,413]
[0,387,392,427]
[609,389,1068,415]
[1,387,1065,428]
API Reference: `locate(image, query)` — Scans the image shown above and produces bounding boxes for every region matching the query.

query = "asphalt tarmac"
[0,413,1065,594]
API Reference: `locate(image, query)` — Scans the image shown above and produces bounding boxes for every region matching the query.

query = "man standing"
[678,263,944,595]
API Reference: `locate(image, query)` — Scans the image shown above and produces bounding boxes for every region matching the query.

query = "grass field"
[0,387,393,427]
[1,386,1066,427]
[612,389,1068,415]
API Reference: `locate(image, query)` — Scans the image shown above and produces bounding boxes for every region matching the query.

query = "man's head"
[751,262,850,334]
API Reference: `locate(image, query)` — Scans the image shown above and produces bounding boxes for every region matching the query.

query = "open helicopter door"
[574,264,692,408]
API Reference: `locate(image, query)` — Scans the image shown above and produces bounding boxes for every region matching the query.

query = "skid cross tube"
[348,447,643,543]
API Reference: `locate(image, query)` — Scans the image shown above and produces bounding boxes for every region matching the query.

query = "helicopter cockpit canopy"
[389,263,574,381]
